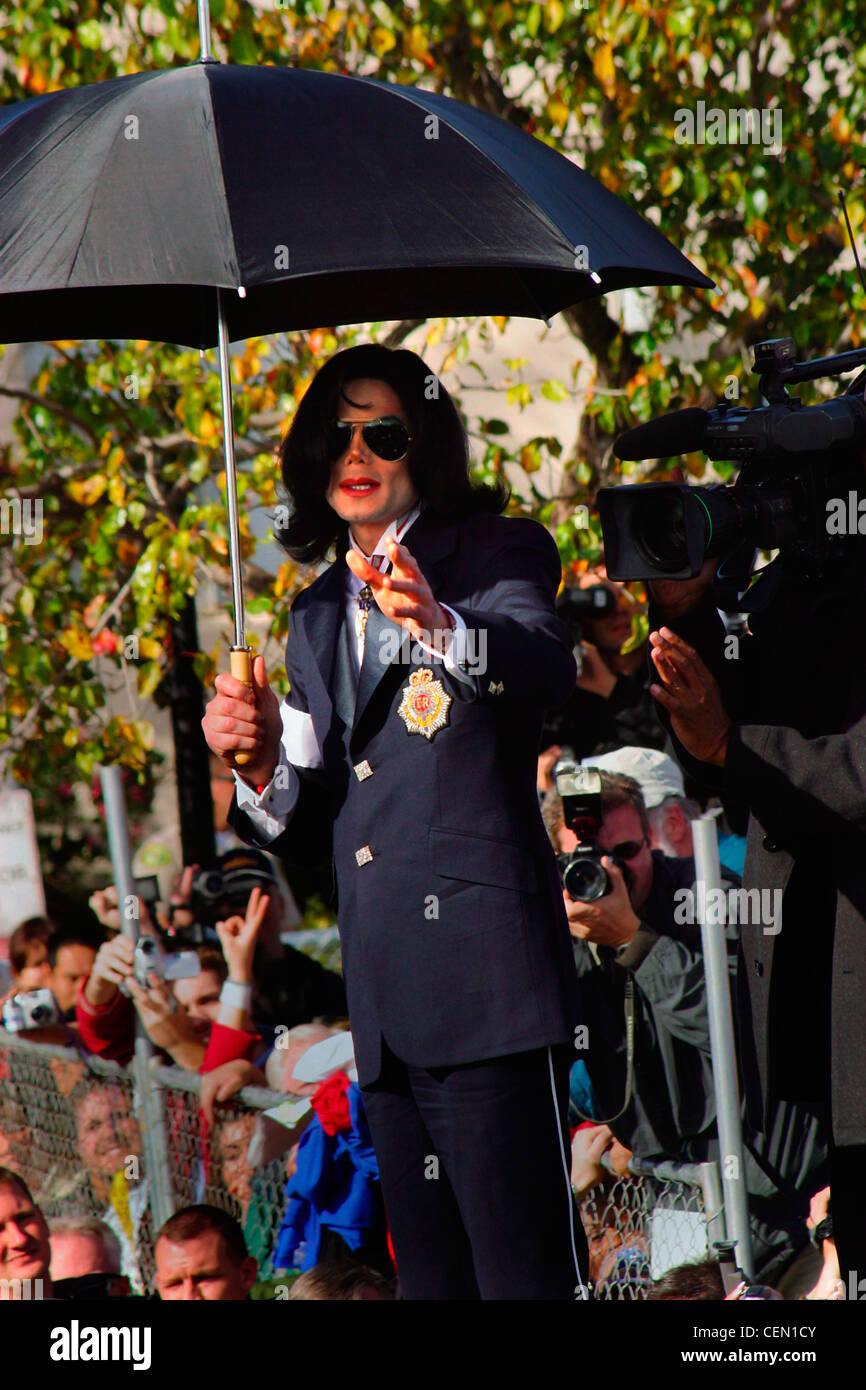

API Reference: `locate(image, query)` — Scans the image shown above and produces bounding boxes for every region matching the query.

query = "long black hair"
[275,343,509,564]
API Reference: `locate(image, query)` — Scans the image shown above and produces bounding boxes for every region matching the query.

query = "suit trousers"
[361,1037,591,1300]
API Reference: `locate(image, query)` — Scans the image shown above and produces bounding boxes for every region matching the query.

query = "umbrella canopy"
[0,62,711,348]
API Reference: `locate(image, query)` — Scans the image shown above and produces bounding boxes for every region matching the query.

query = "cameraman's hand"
[648,555,719,621]
[215,886,270,987]
[649,628,731,767]
[575,642,617,698]
[537,744,562,794]
[84,933,136,1008]
[202,655,283,790]
[564,858,640,948]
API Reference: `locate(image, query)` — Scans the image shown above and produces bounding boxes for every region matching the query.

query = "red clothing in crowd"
[75,976,260,1072]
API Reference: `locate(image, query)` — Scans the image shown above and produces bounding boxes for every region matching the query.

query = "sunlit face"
[172,968,223,1042]
[0,1181,51,1287]
[155,1230,257,1302]
[597,805,654,910]
[219,1113,257,1214]
[324,378,418,554]
[76,1086,142,1178]
[50,943,96,1012]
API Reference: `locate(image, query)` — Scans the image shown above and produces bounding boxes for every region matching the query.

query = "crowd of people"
[0,569,844,1301]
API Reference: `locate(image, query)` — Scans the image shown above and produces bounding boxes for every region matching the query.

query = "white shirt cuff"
[233,700,323,842]
[413,606,475,688]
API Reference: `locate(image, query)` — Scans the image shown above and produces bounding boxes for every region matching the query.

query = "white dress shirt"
[234,504,471,841]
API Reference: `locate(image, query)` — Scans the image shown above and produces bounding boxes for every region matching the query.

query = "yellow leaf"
[138,637,162,660]
[544,0,565,32]
[441,348,457,373]
[66,474,107,506]
[63,729,78,747]
[108,476,126,506]
[59,627,94,661]
[426,320,446,348]
[659,165,683,197]
[406,24,429,60]
[491,315,508,333]
[593,42,616,98]
[372,26,397,56]
[199,412,218,442]
[749,295,766,319]
[546,97,570,130]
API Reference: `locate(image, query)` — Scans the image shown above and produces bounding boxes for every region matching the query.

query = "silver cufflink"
[355,846,373,866]
[353,760,373,781]
[488,680,504,695]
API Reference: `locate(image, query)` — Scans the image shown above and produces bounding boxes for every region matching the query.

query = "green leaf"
[76,20,103,49]
[229,31,257,64]
[541,379,569,402]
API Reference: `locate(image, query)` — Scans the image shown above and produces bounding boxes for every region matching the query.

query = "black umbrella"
[0,3,711,704]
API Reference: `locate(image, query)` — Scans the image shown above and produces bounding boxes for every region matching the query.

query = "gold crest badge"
[397,668,451,740]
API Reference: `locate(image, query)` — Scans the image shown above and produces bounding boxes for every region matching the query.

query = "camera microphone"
[614,407,710,460]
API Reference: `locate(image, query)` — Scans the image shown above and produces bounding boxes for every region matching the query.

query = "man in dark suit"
[646,548,866,1288]
[203,344,589,1299]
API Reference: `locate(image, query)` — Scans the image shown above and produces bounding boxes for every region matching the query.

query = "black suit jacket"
[230,507,582,1085]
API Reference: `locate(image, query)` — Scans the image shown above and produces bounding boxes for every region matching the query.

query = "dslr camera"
[554,766,625,902]
[1,988,61,1032]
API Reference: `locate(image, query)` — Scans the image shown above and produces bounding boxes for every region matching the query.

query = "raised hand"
[345,536,452,645]
[648,627,731,766]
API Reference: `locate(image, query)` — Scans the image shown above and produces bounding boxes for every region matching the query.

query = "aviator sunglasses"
[607,837,648,861]
[329,415,412,462]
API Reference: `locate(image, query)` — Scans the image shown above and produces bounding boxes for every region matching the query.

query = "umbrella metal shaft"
[197,0,214,62]
[216,287,247,652]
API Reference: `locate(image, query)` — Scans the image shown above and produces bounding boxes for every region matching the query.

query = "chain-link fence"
[0,1030,289,1297]
[578,1154,725,1300]
[1,1027,726,1301]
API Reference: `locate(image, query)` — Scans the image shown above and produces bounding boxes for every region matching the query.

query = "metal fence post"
[99,765,175,1231]
[691,813,753,1278]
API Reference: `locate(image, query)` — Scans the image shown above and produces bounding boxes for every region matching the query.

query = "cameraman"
[647,540,866,1284]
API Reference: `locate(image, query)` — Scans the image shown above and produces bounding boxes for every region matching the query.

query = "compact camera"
[132,935,199,989]
[1,988,62,1032]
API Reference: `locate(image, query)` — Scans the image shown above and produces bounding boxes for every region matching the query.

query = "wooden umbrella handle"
[230,646,254,767]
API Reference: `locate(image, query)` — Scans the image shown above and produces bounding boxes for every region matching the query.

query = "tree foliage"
[1,0,864,875]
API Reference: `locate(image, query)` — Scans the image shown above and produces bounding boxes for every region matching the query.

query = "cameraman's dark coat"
[230,507,582,1086]
[650,557,866,1146]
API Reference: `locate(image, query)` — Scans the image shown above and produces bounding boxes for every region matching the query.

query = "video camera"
[597,337,866,586]
[554,766,625,902]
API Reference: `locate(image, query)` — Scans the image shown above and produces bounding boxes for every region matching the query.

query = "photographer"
[547,769,825,1283]
[76,885,271,1073]
[539,572,667,775]
[647,537,866,1284]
